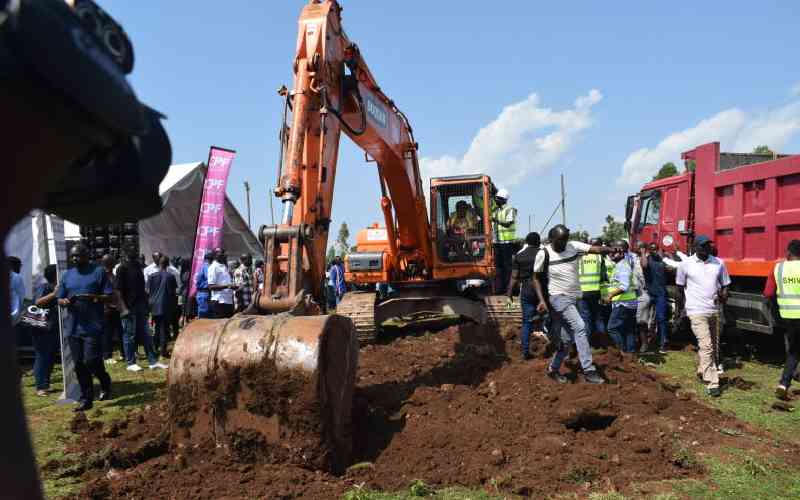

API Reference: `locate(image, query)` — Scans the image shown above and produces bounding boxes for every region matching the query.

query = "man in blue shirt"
[329,256,346,306]
[7,256,25,325]
[641,243,670,353]
[604,240,639,353]
[195,250,214,318]
[56,245,113,411]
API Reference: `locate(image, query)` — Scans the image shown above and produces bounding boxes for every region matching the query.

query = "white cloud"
[420,90,603,191]
[618,98,800,186]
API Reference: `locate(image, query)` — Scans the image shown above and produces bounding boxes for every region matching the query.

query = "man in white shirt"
[533,225,611,385]
[143,252,161,284]
[207,247,238,318]
[676,235,730,397]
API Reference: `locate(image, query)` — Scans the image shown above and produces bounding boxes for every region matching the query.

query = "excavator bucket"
[167,313,358,473]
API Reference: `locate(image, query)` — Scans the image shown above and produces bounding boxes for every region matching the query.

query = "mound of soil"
[64,323,800,499]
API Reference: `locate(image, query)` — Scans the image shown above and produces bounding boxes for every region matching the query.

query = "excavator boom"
[266,0,432,312]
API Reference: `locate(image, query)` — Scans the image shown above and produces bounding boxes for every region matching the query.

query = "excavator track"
[336,291,378,344]
[484,295,522,333]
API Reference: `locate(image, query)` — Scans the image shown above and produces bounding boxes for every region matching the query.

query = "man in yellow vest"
[599,240,615,334]
[578,237,607,342]
[492,188,517,294]
[765,239,800,400]
[603,240,639,352]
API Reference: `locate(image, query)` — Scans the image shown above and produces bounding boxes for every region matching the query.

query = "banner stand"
[187,146,236,308]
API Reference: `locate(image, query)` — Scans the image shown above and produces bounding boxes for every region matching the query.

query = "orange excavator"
[168,0,519,473]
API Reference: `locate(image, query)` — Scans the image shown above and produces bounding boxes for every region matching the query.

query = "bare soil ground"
[57,324,800,499]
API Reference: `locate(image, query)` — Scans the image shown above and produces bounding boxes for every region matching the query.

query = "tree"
[334,222,350,256]
[753,145,774,155]
[652,162,678,181]
[569,229,590,242]
[601,215,627,243]
[685,159,696,172]
[326,246,336,266]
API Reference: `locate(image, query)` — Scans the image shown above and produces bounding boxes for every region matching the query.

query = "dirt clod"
[69,413,89,434]
[772,401,795,412]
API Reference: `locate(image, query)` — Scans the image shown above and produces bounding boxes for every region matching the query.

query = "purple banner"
[188,146,236,299]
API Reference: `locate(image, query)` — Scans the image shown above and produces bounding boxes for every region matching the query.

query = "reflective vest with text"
[775,260,800,319]
[579,254,601,293]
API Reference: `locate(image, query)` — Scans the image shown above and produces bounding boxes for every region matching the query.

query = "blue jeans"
[548,294,596,373]
[31,332,59,390]
[608,305,637,352]
[121,303,158,365]
[577,292,606,341]
[196,291,212,318]
[651,293,669,349]
[520,294,538,356]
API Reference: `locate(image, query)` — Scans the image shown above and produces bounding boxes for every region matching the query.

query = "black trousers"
[212,301,234,319]
[152,315,171,356]
[494,243,514,294]
[780,320,800,388]
[102,311,123,360]
[68,335,111,403]
[171,305,181,339]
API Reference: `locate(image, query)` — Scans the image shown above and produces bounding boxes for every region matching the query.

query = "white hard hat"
[497,188,509,199]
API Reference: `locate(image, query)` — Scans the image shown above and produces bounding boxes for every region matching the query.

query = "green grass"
[642,350,800,441]
[668,448,800,499]
[342,481,512,500]
[21,358,166,499]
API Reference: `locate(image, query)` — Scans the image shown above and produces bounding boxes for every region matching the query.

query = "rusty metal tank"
[167,313,358,472]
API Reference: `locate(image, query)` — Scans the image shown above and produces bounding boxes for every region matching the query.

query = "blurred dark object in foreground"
[1,0,170,226]
[1,1,170,498]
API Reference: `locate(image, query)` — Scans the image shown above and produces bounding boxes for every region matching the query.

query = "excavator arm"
[259,0,431,314]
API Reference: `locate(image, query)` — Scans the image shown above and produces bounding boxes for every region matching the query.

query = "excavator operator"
[444,200,480,262]
[448,200,478,236]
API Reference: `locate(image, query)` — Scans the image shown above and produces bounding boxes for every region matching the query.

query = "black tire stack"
[79,221,139,261]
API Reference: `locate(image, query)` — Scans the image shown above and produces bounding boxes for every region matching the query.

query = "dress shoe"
[74,401,93,412]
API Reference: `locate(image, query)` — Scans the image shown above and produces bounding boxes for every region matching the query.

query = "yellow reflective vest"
[775,260,800,319]
[493,205,517,243]
[579,254,602,293]
[600,257,615,297]
[611,258,637,303]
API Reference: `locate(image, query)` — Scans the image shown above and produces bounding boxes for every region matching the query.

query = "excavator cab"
[430,175,497,280]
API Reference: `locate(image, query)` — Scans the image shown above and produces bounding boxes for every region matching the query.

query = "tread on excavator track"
[335,291,378,344]
[335,291,522,344]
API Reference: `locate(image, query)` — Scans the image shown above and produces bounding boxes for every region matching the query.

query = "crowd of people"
[508,224,734,397]
[9,244,264,412]
[505,226,800,402]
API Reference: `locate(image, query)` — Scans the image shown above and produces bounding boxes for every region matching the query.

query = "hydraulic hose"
[321,85,366,136]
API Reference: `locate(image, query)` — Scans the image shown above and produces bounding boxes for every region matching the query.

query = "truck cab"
[626,172,693,255]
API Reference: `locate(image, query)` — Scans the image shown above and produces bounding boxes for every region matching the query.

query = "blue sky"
[105,0,800,242]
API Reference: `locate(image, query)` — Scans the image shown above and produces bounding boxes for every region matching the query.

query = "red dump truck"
[625,141,800,335]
